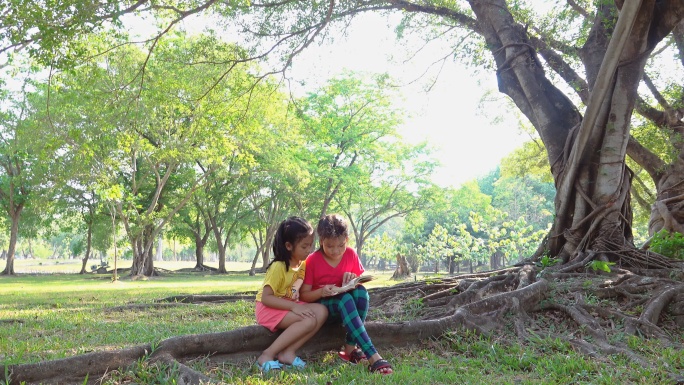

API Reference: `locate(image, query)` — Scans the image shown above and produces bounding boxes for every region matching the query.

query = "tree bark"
[194,241,205,268]
[79,222,93,274]
[1,208,21,275]
[392,253,411,279]
[129,224,156,277]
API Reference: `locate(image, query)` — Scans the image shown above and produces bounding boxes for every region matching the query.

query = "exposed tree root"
[105,302,193,312]
[4,262,683,384]
[176,264,220,273]
[105,294,258,311]
[157,294,256,304]
[152,353,212,384]
[0,319,23,324]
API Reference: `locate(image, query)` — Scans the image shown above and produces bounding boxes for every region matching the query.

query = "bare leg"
[257,304,328,366]
[277,304,328,364]
[342,343,358,356]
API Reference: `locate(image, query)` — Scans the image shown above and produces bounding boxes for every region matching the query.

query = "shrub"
[649,230,684,260]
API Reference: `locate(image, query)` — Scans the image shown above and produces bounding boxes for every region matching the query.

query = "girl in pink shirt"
[300,214,393,375]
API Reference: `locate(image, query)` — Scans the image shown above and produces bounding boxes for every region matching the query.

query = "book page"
[330,275,374,295]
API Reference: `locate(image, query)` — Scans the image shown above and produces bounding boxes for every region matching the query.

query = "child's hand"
[292,303,317,318]
[342,272,357,285]
[291,289,300,301]
[321,285,336,298]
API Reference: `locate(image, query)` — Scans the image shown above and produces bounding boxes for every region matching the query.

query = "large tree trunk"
[549,1,649,263]
[129,225,156,277]
[207,213,228,273]
[627,136,684,237]
[156,236,163,262]
[490,251,502,270]
[355,237,366,266]
[182,210,211,271]
[466,0,677,268]
[249,248,259,276]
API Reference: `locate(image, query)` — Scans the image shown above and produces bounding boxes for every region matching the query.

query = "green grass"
[9,258,253,274]
[0,271,681,384]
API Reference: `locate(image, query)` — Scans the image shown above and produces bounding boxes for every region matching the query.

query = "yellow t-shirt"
[255,261,305,302]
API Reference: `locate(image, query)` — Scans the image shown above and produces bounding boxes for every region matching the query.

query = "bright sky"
[286,13,528,189]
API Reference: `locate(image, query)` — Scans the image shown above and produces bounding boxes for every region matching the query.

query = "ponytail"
[268,216,313,271]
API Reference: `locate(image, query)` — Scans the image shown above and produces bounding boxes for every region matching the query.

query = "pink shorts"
[255,301,304,332]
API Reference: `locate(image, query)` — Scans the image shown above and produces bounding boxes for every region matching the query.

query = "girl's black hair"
[269,216,313,271]
[316,214,349,241]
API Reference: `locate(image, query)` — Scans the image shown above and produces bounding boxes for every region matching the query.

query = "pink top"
[303,247,365,290]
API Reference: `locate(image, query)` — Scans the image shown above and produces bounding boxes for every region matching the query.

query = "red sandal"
[368,359,393,375]
[338,348,366,364]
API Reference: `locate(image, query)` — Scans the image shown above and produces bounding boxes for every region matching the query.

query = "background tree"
[0,74,55,275]
[362,232,398,270]
[169,193,214,271]
[338,141,437,262]
[424,223,456,273]
[48,32,254,276]
[297,73,404,219]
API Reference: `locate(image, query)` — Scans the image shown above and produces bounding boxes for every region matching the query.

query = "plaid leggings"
[320,285,377,358]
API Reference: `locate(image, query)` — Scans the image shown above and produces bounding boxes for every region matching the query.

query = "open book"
[330,275,374,295]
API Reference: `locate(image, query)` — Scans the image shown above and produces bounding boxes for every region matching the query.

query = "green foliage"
[69,235,86,258]
[405,168,552,272]
[500,138,552,183]
[403,297,425,319]
[587,260,615,273]
[362,233,398,265]
[649,230,684,260]
[537,255,559,268]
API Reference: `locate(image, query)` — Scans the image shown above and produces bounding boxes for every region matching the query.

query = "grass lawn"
[0,265,680,384]
[8,258,253,274]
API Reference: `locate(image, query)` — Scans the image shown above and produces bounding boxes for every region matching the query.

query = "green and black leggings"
[320,286,377,359]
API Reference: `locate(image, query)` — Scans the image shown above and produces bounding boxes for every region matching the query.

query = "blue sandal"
[256,360,281,373]
[282,356,306,370]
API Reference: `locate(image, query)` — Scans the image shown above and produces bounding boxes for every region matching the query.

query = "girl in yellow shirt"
[254,216,328,372]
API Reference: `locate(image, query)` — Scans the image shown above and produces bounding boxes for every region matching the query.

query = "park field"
[0,269,680,384]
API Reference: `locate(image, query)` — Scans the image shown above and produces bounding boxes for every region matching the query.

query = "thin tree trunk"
[1,210,21,275]
[156,236,163,262]
[79,223,93,274]
[249,249,259,276]
[27,238,33,259]
[356,238,366,266]
[195,244,205,268]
